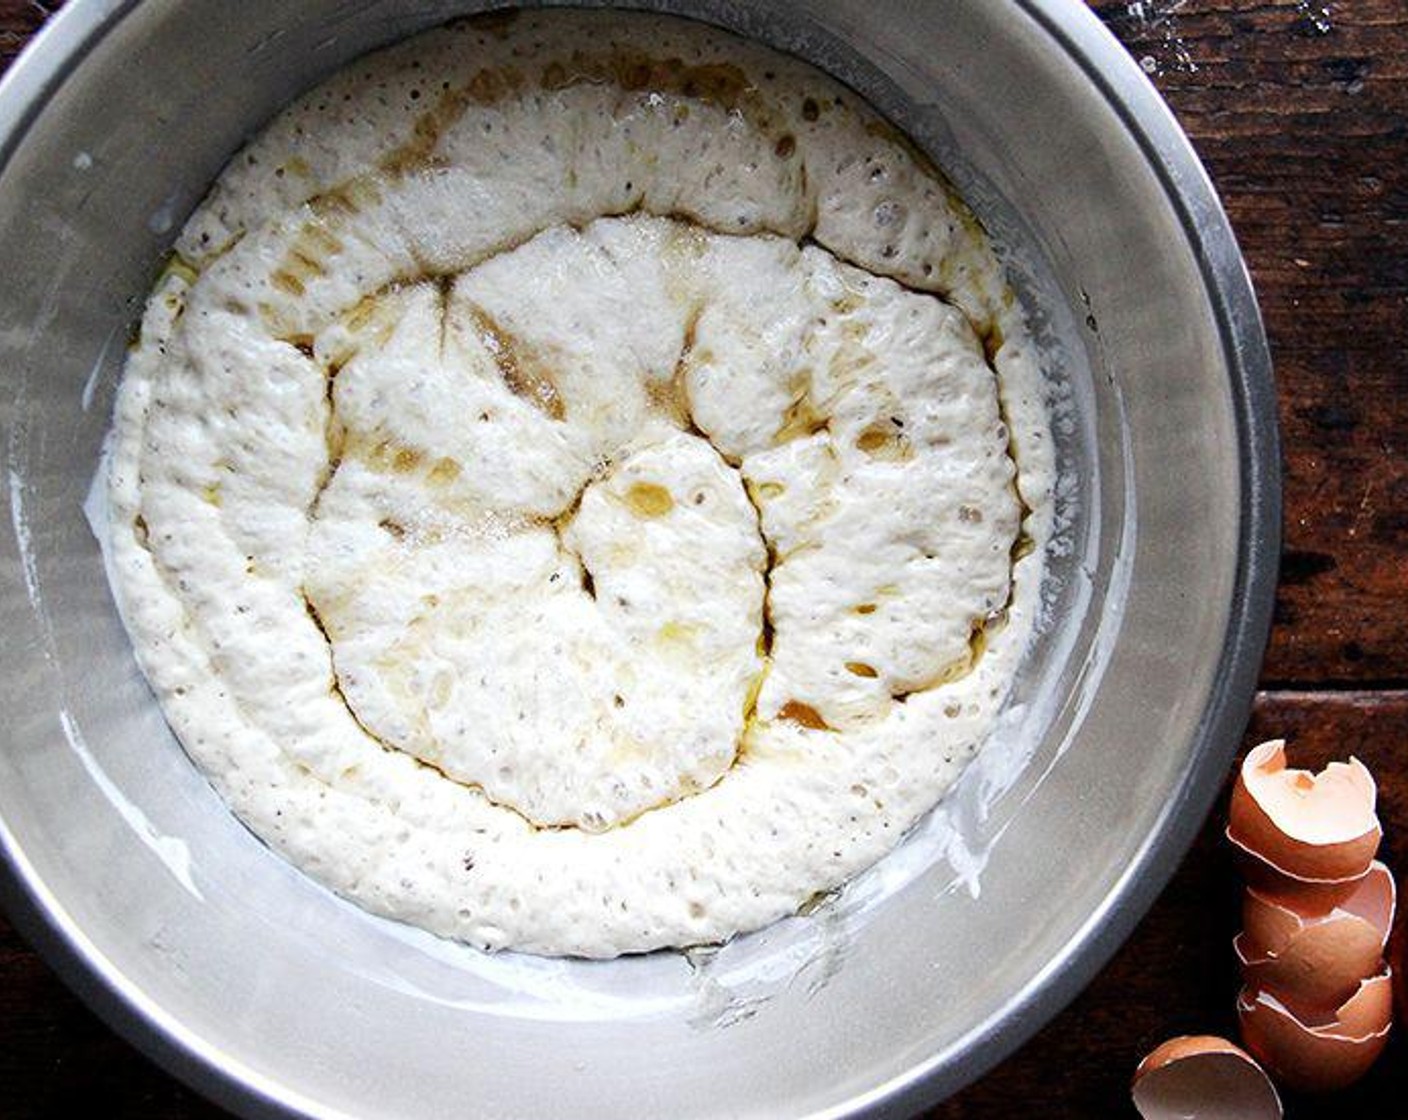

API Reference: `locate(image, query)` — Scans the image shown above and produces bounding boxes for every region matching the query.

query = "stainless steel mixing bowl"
[0,1,1278,1116]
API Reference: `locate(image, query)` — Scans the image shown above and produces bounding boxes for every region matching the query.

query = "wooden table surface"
[2,1,1406,1115]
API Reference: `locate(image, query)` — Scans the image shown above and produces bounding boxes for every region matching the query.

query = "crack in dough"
[106,9,1053,957]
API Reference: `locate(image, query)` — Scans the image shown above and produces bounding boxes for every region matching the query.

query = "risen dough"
[108,10,1052,956]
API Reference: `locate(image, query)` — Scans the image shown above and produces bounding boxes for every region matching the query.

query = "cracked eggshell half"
[1236,861,1395,1015]
[1237,969,1393,1093]
[1132,1035,1282,1120]
[1228,740,1380,885]
[1225,828,1365,912]
[1392,875,1408,1029]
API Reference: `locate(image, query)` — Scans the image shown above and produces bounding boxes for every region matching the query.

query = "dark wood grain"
[1090,0,1408,687]
[2,1,1407,1117]
[0,0,50,68]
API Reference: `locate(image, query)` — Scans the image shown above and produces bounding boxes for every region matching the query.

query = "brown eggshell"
[1135,1034,1245,1078]
[1238,864,1392,952]
[1237,863,1395,1013]
[1132,1035,1281,1120]
[1241,886,1304,953]
[1235,933,1376,1021]
[1237,970,1393,1093]
[1392,878,1408,1028]
[1226,827,1364,912]
[1335,966,1395,1038]
[1228,740,1380,883]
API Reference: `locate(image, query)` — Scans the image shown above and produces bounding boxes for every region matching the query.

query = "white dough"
[107,10,1054,957]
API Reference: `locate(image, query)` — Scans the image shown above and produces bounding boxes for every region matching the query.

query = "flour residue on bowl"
[104,9,1054,958]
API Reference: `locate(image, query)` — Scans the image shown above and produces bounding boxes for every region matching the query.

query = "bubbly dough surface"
[108,10,1053,956]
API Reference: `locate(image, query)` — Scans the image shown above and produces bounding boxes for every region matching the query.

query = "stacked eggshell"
[1133,740,1396,1119]
[1227,740,1395,1093]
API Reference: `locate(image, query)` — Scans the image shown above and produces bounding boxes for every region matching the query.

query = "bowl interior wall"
[0,3,1256,1117]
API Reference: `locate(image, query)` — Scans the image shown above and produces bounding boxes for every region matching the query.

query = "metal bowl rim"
[0,1,1280,1116]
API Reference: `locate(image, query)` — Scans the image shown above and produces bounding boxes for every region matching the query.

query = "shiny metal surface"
[0,1,1277,1117]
